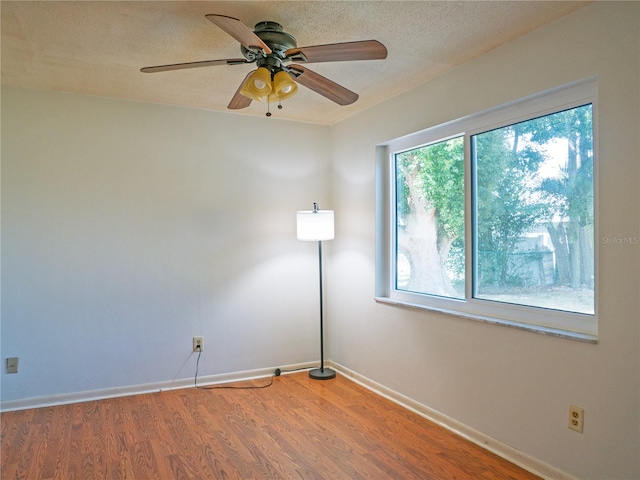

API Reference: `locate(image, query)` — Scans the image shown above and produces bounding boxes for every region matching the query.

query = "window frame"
[375,78,598,341]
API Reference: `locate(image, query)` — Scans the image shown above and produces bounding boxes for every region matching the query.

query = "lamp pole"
[309,234,335,380]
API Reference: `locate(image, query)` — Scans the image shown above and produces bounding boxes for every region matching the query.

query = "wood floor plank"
[1,372,541,479]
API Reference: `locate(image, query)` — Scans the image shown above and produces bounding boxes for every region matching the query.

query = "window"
[377,79,597,339]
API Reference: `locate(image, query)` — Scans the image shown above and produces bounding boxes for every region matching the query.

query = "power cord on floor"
[193,349,277,390]
[277,366,317,375]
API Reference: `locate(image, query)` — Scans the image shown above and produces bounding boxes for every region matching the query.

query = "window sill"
[374,296,598,344]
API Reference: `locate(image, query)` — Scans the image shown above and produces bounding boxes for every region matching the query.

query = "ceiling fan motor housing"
[241,21,297,69]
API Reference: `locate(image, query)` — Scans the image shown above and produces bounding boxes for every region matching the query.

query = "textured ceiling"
[1,1,589,125]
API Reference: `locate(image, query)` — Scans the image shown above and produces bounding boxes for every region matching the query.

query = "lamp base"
[309,367,336,380]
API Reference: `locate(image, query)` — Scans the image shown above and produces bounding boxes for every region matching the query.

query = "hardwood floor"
[1,372,540,479]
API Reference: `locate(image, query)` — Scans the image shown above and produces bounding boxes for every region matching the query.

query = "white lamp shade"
[297,209,334,241]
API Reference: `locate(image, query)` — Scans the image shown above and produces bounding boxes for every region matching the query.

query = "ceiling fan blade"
[288,65,358,106]
[141,58,248,73]
[206,14,272,54]
[228,72,253,110]
[286,40,387,63]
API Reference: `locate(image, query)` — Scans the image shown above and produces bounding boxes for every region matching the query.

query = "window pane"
[395,137,464,299]
[473,105,594,314]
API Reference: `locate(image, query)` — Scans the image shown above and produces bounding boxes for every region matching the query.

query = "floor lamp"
[297,203,336,380]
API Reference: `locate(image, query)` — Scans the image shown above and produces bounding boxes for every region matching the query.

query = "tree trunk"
[398,166,456,297]
[546,221,571,286]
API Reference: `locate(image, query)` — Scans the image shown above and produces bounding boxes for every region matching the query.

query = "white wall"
[1,87,331,401]
[329,3,639,479]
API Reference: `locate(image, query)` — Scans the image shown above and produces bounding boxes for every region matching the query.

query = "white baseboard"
[330,361,578,480]
[0,362,316,412]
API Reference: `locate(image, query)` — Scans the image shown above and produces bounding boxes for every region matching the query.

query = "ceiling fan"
[141,14,387,116]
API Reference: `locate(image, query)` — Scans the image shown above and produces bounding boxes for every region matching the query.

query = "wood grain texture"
[1,373,540,479]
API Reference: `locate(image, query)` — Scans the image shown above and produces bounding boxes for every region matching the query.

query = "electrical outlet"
[568,405,584,433]
[193,336,204,352]
[6,357,18,374]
